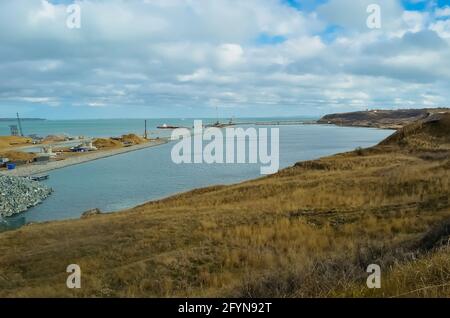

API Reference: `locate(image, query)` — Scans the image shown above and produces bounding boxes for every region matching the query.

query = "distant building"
[70,141,97,152]
[9,125,19,136]
[40,147,57,157]
[28,134,44,144]
[84,141,97,150]
[34,156,50,163]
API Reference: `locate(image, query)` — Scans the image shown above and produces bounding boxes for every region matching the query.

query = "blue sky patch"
[256,33,287,45]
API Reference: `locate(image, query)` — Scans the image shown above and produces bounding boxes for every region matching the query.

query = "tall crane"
[16,112,24,136]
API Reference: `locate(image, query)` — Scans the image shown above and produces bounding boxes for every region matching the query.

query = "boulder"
[81,208,102,219]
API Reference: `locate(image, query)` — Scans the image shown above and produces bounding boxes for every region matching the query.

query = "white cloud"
[88,102,107,107]
[430,20,450,39]
[317,0,404,31]
[216,44,244,68]
[0,0,449,118]
[402,11,428,34]
[435,6,450,18]
[19,97,54,103]
[30,0,57,24]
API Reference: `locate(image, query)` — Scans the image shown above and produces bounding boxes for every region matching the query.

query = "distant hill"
[0,118,45,122]
[317,108,449,129]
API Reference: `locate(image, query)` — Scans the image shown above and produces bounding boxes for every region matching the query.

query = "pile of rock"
[81,208,102,219]
[0,175,52,217]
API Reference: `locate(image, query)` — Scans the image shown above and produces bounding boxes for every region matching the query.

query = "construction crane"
[16,112,24,136]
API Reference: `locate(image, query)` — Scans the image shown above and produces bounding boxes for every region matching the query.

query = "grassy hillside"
[317,108,449,129]
[380,113,450,150]
[0,114,449,297]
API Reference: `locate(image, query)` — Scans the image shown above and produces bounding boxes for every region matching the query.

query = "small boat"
[157,124,182,129]
[30,175,49,181]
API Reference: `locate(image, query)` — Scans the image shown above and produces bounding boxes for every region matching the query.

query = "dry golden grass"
[93,138,122,149]
[93,134,146,150]
[120,134,145,145]
[0,151,36,162]
[0,115,449,297]
[0,136,32,151]
[337,243,450,298]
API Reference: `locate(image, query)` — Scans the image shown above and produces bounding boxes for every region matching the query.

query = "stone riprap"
[0,175,52,217]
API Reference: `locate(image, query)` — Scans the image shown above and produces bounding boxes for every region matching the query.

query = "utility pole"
[16,112,24,136]
[215,105,219,125]
[144,120,148,139]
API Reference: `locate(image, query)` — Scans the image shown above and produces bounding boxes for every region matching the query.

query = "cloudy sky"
[0,0,449,119]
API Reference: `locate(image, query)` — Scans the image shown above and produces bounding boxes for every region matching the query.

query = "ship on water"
[157,123,183,129]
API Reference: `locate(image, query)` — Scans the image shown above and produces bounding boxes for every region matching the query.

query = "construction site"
[0,115,167,176]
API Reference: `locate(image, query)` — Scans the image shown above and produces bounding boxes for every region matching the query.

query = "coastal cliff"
[317,108,449,129]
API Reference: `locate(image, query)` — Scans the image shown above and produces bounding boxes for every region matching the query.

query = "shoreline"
[0,124,391,224]
[0,138,169,177]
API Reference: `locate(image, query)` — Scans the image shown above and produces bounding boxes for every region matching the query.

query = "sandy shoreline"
[0,138,169,177]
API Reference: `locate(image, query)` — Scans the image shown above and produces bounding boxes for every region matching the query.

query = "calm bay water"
[3,120,393,227]
[0,118,314,139]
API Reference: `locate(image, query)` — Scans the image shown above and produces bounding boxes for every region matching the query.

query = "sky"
[0,0,449,119]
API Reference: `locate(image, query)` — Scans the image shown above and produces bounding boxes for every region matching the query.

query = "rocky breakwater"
[0,175,52,217]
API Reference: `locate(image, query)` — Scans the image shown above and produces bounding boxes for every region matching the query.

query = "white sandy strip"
[1,139,169,177]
